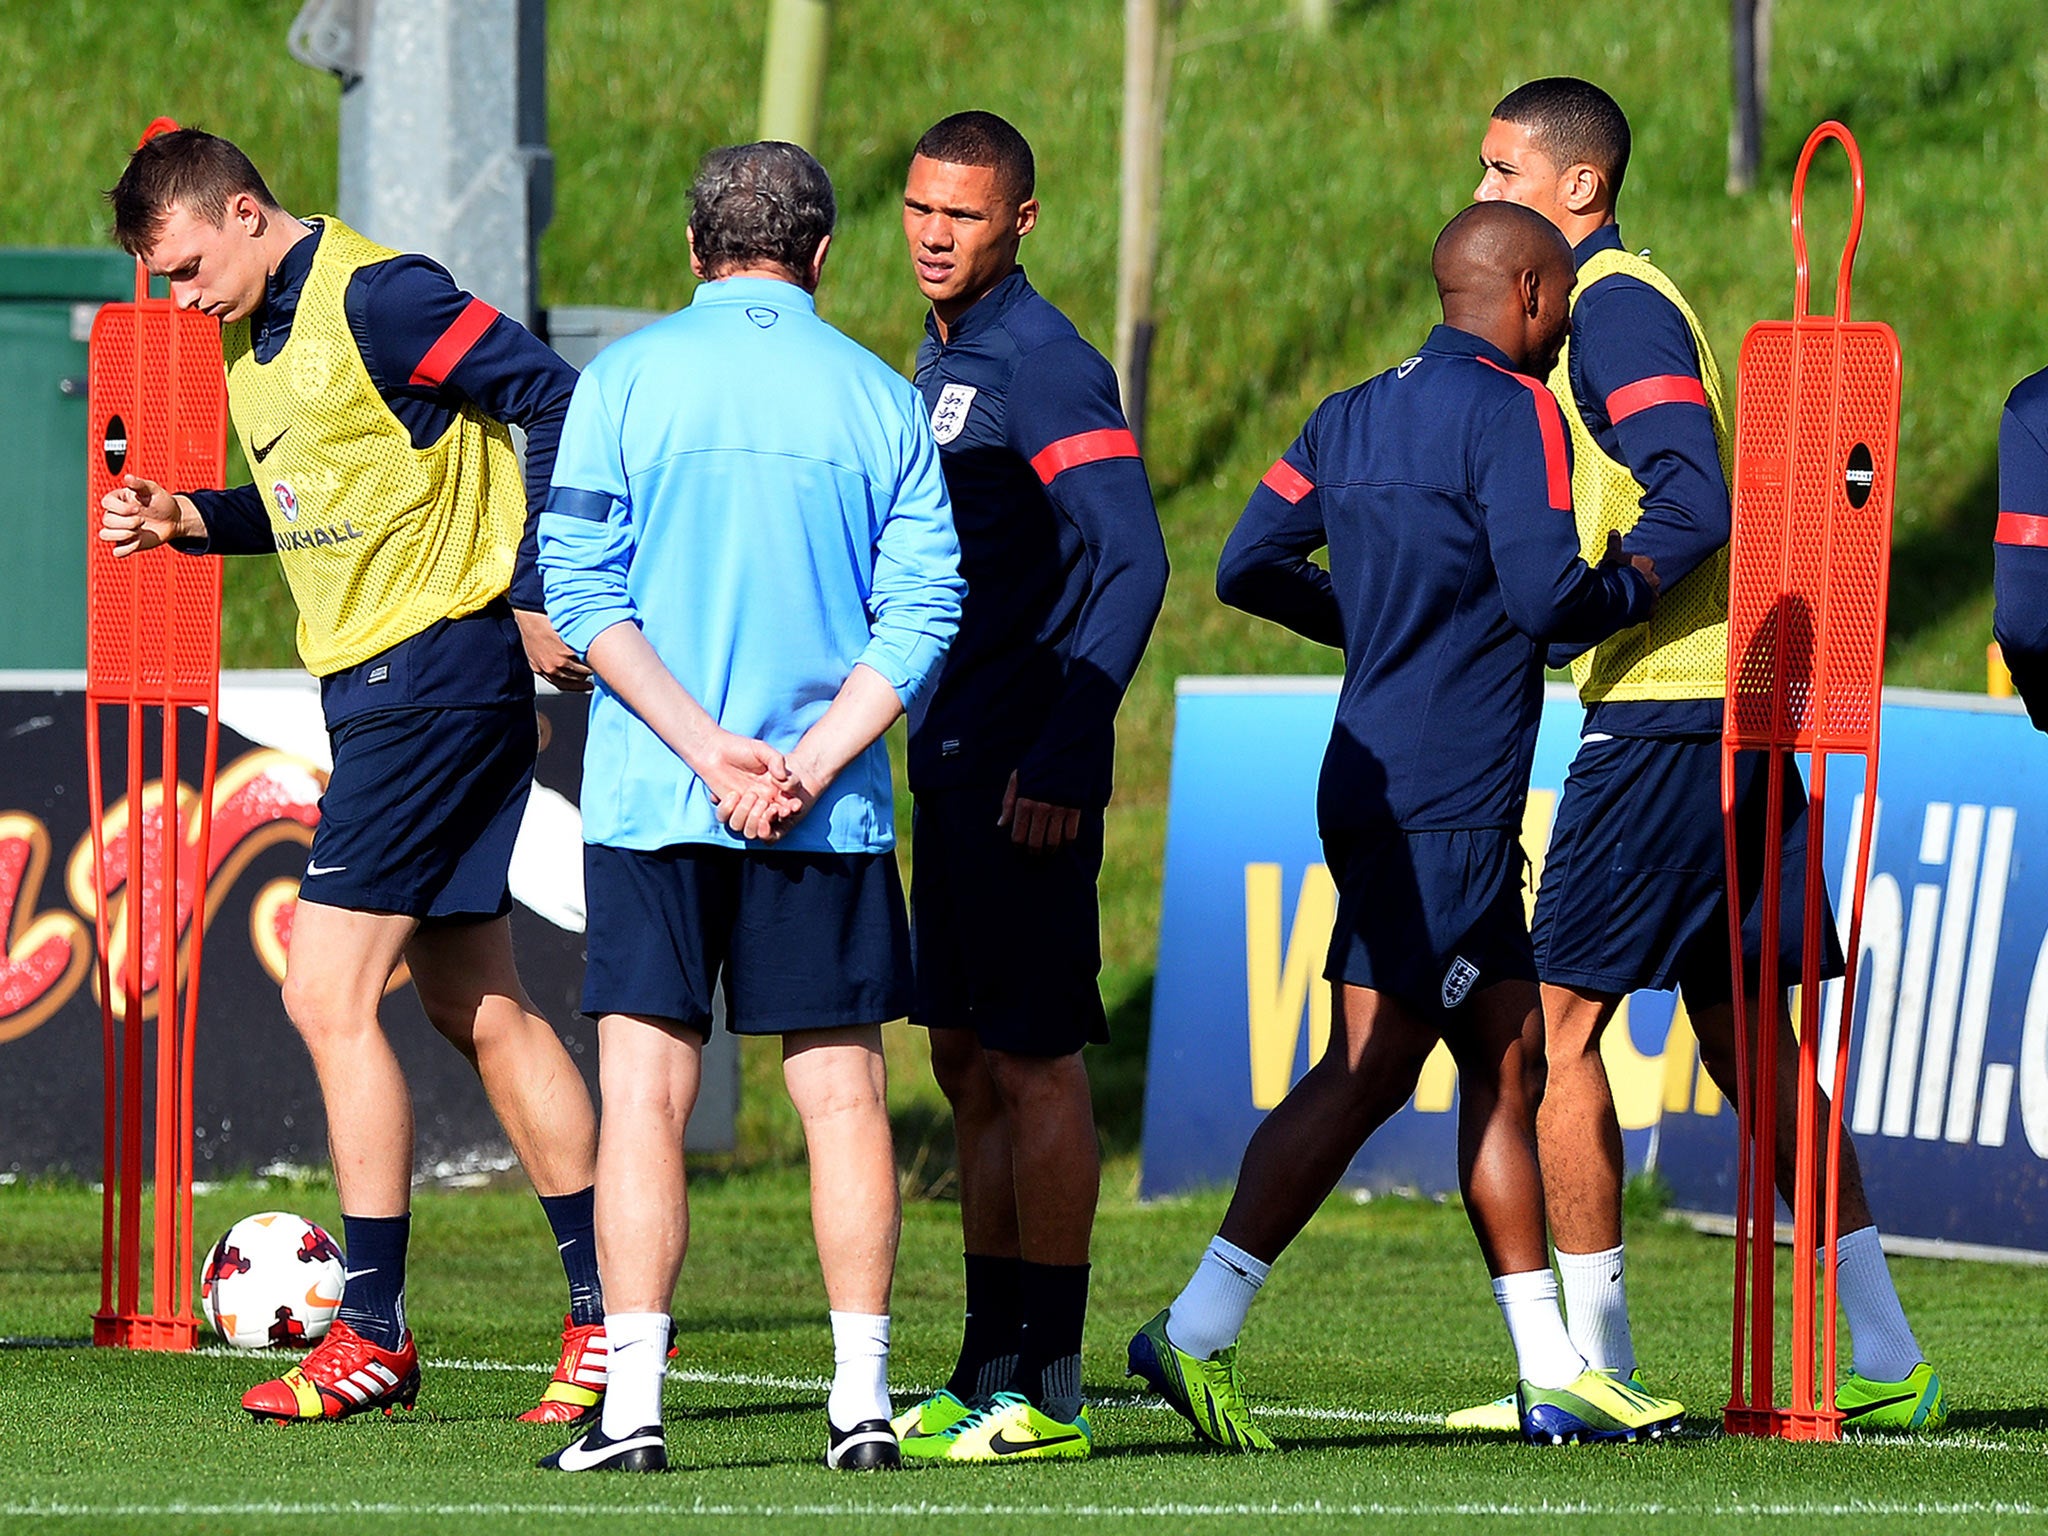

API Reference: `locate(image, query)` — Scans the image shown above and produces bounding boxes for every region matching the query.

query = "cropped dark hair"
[912,110,1035,204]
[1492,77,1631,200]
[687,142,837,282]
[106,128,280,256]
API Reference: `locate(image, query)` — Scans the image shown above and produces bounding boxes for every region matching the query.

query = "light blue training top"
[539,276,963,854]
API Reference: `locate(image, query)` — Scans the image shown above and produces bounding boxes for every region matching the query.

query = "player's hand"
[1600,529,1661,595]
[696,730,801,840]
[999,770,1083,852]
[760,752,831,840]
[98,475,189,557]
[514,608,595,692]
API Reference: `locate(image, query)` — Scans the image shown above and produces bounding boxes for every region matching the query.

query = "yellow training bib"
[221,217,526,676]
[1552,246,1734,703]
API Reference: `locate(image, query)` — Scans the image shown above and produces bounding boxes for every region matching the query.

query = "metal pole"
[1728,0,1771,194]
[759,0,832,149]
[1116,0,1170,443]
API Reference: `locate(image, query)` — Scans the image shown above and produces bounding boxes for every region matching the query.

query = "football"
[200,1211,346,1350]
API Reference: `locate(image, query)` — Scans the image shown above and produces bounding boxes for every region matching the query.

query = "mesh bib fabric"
[221,218,525,676]
[1553,247,1735,703]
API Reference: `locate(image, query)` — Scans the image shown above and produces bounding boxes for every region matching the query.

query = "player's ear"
[805,234,832,292]
[686,226,707,283]
[1560,162,1604,218]
[1521,266,1543,320]
[1014,197,1040,240]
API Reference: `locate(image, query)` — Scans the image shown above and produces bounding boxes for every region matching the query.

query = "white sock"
[1555,1244,1637,1375]
[1166,1237,1270,1359]
[827,1310,892,1428]
[599,1311,670,1439]
[1832,1226,1922,1382]
[1493,1268,1585,1390]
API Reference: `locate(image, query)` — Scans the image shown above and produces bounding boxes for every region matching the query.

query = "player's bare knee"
[928,1029,991,1105]
[983,1046,1087,1113]
[280,969,373,1051]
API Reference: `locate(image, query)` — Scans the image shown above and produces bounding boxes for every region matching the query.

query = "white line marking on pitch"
[16,1339,2043,1449]
[8,1501,2048,1520]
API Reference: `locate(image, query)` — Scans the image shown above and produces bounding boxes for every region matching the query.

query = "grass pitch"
[6,1170,2048,1535]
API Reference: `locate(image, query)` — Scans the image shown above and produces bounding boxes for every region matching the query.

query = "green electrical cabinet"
[0,250,145,669]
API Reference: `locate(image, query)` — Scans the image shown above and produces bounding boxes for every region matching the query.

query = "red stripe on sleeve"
[409,298,501,388]
[1029,427,1140,484]
[1997,512,2048,547]
[1605,373,1709,423]
[1479,359,1572,511]
[1261,459,1314,504]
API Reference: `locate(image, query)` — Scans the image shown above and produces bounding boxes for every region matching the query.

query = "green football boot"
[1126,1308,1276,1451]
[892,1389,977,1459]
[1518,1367,1685,1444]
[1445,1390,1521,1434]
[1449,1367,1656,1434]
[923,1392,1092,1462]
[1839,1362,1947,1431]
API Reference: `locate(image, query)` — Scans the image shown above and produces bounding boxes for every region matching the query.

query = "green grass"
[8,0,2045,1049]
[5,1172,2047,1534]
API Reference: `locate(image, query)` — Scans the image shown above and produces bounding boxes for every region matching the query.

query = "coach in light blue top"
[538,244,961,857]
[533,142,962,1478]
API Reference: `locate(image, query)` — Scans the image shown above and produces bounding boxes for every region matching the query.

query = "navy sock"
[538,1186,604,1327]
[335,1213,410,1349]
[944,1252,1024,1402]
[1018,1260,1090,1422]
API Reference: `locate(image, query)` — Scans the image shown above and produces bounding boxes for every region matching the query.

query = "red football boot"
[518,1316,608,1426]
[242,1319,421,1422]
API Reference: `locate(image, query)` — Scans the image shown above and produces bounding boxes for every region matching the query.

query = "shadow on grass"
[1094,1429,1465,1458]
[1943,1406,2048,1435]
[676,1399,822,1424]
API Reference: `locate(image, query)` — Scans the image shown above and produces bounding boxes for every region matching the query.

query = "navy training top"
[1994,367,2048,730]
[1561,224,1732,739]
[177,220,578,724]
[1218,324,1655,835]
[909,269,1169,809]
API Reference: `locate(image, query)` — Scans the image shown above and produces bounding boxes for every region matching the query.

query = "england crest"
[930,383,978,445]
[1441,954,1481,1009]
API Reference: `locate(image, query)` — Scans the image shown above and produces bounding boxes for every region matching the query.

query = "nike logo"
[251,427,290,463]
[1841,1392,1917,1420]
[558,1239,575,1252]
[343,1266,377,1283]
[989,1428,1086,1455]
[553,1431,662,1471]
[306,861,348,877]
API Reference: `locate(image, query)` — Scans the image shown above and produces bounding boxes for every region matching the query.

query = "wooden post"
[759,0,831,149]
[1116,0,1172,443]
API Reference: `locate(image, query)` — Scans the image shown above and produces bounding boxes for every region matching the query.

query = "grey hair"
[687,141,836,281]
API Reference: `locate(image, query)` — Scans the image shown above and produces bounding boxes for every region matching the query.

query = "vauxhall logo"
[275,520,367,552]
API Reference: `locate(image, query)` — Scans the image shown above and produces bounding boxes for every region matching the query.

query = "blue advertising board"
[1142,678,2048,1259]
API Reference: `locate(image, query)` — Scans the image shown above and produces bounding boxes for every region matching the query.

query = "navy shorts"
[1321,824,1535,1019]
[910,782,1108,1058]
[1532,735,1846,1007]
[300,702,535,923]
[582,842,912,1036]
